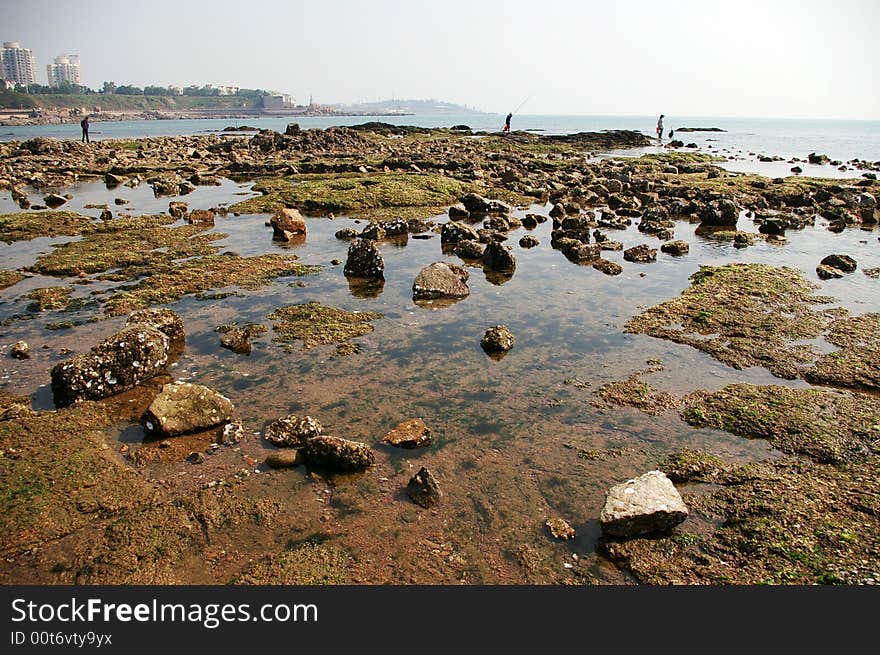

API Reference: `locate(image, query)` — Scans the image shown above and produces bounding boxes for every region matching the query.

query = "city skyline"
[3,0,879,120]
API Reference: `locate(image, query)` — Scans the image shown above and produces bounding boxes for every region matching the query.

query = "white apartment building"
[47,54,81,88]
[1,41,38,86]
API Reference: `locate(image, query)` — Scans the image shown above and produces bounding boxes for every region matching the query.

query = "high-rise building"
[47,54,81,87]
[1,42,38,86]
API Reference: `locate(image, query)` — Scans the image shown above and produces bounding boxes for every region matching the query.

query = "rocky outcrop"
[454,240,485,259]
[481,325,515,354]
[142,381,234,437]
[407,467,442,508]
[271,207,306,241]
[412,262,470,300]
[699,198,739,227]
[599,470,689,537]
[264,414,324,447]
[592,259,623,276]
[344,238,385,279]
[301,435,374,472]
[51,326,170,406]
[188,209,215,226]
[381,418,431,449]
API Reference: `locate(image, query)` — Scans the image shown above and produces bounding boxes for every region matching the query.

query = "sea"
[2,114,879,180]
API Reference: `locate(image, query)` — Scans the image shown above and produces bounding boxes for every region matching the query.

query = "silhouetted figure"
[503,112,512,133]
[656,114,664,141]
[80,116,90,143]
[668,129,674,139]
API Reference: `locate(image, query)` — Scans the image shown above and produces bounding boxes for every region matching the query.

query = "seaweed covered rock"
[412,262,470,300]
[599,470,688,537]
[50,326,170,406]
[142,381,233,437]
[301,435,374,472]
[343,238,384,279]
[264,414,324,447]
[660,240,689,256]
[126,308,186,359]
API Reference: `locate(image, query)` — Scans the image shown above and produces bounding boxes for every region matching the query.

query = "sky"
[3,0,878,119]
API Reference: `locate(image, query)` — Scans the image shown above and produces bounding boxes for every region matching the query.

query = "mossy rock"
[268,301,382,349]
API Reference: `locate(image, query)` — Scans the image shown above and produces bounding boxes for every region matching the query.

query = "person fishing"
[656,114,664,141]
[80,115,90,143]
[503,112,512,133]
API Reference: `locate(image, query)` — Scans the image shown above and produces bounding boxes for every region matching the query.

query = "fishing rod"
[511,94,531,116]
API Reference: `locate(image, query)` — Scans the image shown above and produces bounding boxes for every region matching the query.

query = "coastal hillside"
[0,92,261,111]
[331,98,486,115]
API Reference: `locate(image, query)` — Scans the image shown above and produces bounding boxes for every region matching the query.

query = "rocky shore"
[0,122,878,585]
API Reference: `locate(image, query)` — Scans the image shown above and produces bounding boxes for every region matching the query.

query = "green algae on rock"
[231,541,353,585]
[229,172,472,216]
[0,211,94,243]
[593,366,678,416]
[268,301,382,349]
[103,254,318,316]
[625,264,843,380]
[0,270,24,290]
[681,383,880,464]
[602,454,880,585]
[805,313,880,392]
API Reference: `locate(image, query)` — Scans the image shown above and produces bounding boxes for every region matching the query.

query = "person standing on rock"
[656,114,664,141]
[503,112,512,133]
[80,115,90,143]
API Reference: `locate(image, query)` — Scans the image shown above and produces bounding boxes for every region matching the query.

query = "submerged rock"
[412,261,470,300]
[51,326,170,406]
[217,323,267,355]
[407,466,442,508]
[440,220,480,244]
[519,235,539,248]
[301,435,374,472]
[343,238,385,279]
[142,381,234,437]
[481,325,515,354]
[459,193,510,214]
[546,517,576,540]
[599,470,689,537]
[454,239,485,259]
[265,449,303,469]
[264,414,324,447]
[592,259,623,276]
[381,418,432,449]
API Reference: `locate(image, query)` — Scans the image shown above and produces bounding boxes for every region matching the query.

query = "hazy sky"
[4,0,878,119]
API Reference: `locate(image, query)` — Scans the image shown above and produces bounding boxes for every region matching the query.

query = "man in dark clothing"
[80,116,90,143]
[503,112,512,133]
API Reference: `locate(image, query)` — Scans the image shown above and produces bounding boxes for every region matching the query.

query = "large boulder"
[599,470,689,537]
[301,435,374,472]
[412,262,470,300]
[271,207,306,241]
[459,193,511,214]
[142,382,234,437]
[481,241,516,272]
[699,199,739,227]
[344,238,384,279]
[660,240,690,256]
[126,308,185,359]
[51,326,170,406]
